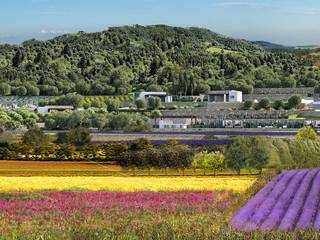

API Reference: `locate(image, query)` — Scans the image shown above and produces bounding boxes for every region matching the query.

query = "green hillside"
[0,25,319,96]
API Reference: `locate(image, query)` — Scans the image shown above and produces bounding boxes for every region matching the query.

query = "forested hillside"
[0,25,319,96]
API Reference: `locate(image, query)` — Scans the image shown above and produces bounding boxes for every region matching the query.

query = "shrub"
[243,100,253,110]
[192,151,225,175]
[296,126,317,141]
[288,95,302,109]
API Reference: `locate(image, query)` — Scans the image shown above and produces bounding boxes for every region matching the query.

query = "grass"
[0,176,255,192]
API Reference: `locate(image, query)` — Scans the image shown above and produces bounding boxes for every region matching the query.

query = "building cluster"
[1,87,320,129]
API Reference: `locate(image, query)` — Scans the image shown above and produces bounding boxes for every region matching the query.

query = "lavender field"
[231,169,320,232]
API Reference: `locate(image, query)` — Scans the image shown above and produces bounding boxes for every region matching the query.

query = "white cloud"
[39,29,68,34]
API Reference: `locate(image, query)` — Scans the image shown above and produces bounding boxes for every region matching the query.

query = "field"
[0,161,260,176]
[231,169,320,231]
[3,161,320,239]
[0,176,255,192]
[0,160,259,239]
[0,191,236,239]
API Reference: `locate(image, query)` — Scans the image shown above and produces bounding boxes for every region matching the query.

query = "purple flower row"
[231,168,320,232]
[95,131,304,136]
[92,139,235,145]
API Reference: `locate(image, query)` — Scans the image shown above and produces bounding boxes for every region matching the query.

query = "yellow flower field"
[0,176,256,192]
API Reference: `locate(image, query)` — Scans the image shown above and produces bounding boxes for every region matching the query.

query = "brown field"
[0,161,259,177]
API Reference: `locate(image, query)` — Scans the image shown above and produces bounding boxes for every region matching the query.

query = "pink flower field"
[0,191,234,239]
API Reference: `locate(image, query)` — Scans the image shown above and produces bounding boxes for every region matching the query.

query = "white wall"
[229,91,243,103]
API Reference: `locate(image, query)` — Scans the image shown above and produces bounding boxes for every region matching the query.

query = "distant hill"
[252,41,292,50]
[295,45,320,50]
[0,25,319,97]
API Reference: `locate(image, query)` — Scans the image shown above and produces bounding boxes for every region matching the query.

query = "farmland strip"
[296,169,320,229]
[312,172,320,229]
[240,170,297,231]
[230,172,285,230]
[278,169,318,231]
[259,170,308,231]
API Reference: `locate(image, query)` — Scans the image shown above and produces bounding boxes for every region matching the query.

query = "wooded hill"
[0,25,319,96]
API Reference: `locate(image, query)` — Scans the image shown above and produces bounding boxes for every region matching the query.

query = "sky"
[0,0,320,45]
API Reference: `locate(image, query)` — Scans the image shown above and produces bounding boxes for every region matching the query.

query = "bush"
[296,126,317,141]
[147,96,162,110]
[192,151,225,175]
[135,99,147,109]
[257,98,270,110]
[243,100,253,110]
[272,100,283,110]
[288,95,302,109]
[66,128,91,146]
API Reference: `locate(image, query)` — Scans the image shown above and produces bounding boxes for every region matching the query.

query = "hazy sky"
[1,0,320,45]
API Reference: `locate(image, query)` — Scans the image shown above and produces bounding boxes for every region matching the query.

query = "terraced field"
[231,168,320,231]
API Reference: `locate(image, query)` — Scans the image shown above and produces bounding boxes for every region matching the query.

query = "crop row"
[231,168,320,231]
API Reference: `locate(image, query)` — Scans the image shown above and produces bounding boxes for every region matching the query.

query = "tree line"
[225,127,320,173]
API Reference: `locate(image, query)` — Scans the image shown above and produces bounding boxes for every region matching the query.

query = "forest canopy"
[0,25,319,96]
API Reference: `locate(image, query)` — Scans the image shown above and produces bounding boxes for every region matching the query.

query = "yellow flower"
[0,176,255,192]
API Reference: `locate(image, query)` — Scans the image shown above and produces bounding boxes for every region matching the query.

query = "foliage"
[225,136,320,171]
[243,100,253,110]
[192,151,225,175]
[273,100,283,110]
[135,99,147,109]
[21,127,49,148]
[147,96,162,110]
[66,128,91,146]
[44,109,149,131]
[0,109,39,130]
[296,126,317,141]
[288,95,302,109]
[257,98,270,110]
[1,25,319,97]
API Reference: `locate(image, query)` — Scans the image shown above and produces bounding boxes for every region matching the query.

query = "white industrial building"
[37,105,74,114]
[158,120,188,129]
[136,92,173,103]
[208,90,243,103]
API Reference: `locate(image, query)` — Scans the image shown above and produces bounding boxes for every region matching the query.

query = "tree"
[204,152,225,176]
[147,96,162,110]
[257,98,270,110]
[105,98,119,112]
[273,100,283,110]
[66,128,91,146]
[192,151,224,176]
[192,151,207,175]
[22,127,49,148]
[135,99,147,109]
[243,100,253,110]
[12,86,27,96]
[26,85,40,96]
[247,138,270,173]
[288,95,302,109]
[150,110,162,127]
[0,83,11,96]
[296,127,317,141]
[12,49,25,67]
[225,139,249,174]
[55,93,84,109]
[146,84,163,92]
